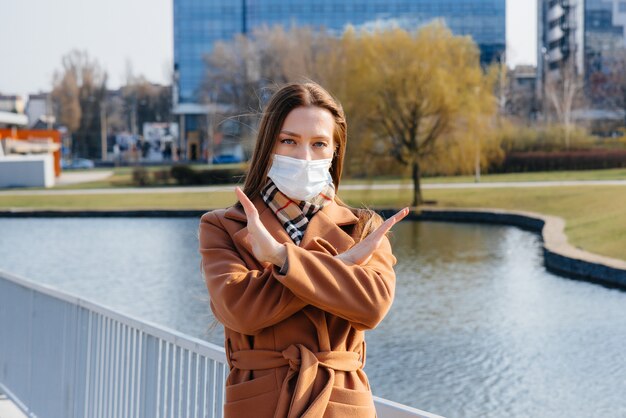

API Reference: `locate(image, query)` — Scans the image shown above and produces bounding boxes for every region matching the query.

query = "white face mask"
[267,154,333,201]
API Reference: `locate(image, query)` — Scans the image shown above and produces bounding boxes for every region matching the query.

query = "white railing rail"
[0,270,442,418]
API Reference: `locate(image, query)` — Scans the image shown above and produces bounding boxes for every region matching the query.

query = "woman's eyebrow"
[280,130,330,140]
[280,130,301,137]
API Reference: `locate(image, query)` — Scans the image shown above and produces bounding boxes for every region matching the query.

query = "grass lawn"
[342,167,626,184]
[50,163,247,190]
[35,166,626,191]
[0,192,236,210]
[1,182,624,261]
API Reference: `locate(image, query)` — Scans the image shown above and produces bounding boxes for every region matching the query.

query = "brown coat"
[198,195,397,418]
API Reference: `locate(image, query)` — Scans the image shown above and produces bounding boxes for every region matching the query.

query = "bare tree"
[52,69,81,132]
[544,60,584,150]
[123,76,172,131]
[51,50,108,158]
[202,25,330,110]
[201,25,333,157]
[603,48,626,127]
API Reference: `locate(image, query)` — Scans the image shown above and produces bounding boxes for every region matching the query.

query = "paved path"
[55,170,114,186]
[0,394,27,418]
[0,179,625,196]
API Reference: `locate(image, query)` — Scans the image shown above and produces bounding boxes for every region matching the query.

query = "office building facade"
[584,0,626,76]
[174,0,506,105]
[539,0,585,74]
[538,0,626,112]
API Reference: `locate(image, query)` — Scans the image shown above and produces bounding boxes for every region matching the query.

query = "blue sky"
[0,0,535,97]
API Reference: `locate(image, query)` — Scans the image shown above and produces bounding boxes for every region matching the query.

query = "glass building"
[173,0,506,105]
[584,0,626,76]
[539,0,585,74]
[538,0,626,111]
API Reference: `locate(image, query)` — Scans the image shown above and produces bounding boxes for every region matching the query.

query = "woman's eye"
[313,142,328,148]
[280,138,296,145]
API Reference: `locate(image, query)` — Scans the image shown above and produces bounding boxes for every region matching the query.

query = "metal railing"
[0,270,442,418]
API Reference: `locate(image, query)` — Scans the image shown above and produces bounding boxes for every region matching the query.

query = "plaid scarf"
[261,178,335,245]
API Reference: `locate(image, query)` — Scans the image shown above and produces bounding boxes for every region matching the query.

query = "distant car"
[212,154,243,164]
[62,158,95,169]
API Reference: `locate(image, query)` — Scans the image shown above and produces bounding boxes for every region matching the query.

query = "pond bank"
[396,207,626,290]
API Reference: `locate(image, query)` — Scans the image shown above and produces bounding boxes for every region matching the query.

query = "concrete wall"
[0,155,54,188]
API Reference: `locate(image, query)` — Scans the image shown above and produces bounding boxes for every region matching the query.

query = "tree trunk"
[411,160,423,207]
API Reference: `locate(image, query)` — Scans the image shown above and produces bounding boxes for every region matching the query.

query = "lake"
[1,217,625,418]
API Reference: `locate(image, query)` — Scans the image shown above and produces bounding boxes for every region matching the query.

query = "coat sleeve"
[273,236,397,331]
[198,211,307,335]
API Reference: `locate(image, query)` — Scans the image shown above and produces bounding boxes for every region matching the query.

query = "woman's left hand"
[336,207,409,266]
[235,187,287,267]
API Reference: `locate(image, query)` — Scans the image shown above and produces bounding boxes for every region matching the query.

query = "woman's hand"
[336,208,410,266]
[235,187,287,267]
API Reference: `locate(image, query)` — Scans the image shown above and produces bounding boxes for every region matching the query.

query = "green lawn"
[49,163,247,190]
[1,181,624,261]
[343,167,626,184]
[27,166,626,191]
[0,192,233,210]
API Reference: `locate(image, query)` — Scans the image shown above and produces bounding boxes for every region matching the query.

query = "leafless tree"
[601,48,626,127]
[51,50,108,158]
[200,25,333,156]
[544,60,585,150]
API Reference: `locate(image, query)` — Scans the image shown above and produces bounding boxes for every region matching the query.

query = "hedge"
[497,150,626,172]
[170,164,245,185]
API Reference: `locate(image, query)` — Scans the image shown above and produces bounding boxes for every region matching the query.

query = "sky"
[0,0,536,98]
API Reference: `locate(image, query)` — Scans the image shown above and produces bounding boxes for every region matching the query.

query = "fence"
[0,270,442,418]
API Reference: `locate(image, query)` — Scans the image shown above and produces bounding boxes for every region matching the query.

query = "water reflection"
[0,218,220,341]
[1,218,625,418]
[369,221,626,418]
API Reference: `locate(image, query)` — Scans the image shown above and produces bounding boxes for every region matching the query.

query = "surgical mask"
[267,154,333,201]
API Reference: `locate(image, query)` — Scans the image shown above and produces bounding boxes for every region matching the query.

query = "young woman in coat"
[198,82,408,418]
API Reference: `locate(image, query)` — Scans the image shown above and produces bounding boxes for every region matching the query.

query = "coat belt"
[229,344,364,418]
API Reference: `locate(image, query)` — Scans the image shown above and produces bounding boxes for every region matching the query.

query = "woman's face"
[273,106,335,160]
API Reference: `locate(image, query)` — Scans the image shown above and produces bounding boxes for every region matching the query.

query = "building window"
[620,1,626,13]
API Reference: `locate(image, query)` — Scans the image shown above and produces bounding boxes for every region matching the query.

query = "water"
[1,217,625,418]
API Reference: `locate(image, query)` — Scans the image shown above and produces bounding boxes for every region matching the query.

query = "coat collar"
[224,194,358,226]
[224,193,359,251]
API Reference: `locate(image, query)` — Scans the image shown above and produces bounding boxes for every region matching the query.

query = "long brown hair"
[240,82,381,241]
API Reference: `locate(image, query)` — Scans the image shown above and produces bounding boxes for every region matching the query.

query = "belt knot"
[281,344,307,372]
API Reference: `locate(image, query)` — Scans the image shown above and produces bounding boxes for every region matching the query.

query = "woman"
[198,82,408,417]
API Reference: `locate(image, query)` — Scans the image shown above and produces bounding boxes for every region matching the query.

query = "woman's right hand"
[336,208,409,266]
[235,187,287,267]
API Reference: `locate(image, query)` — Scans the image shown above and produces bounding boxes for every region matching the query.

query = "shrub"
[152,169,171,184]
[497,149,626,172]
[498,123,597,153]
[131,167,151,186]
[170,164,245,185]
[170,165,197,185]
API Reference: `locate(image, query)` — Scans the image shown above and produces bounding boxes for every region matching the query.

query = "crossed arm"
[199,188,408,334]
